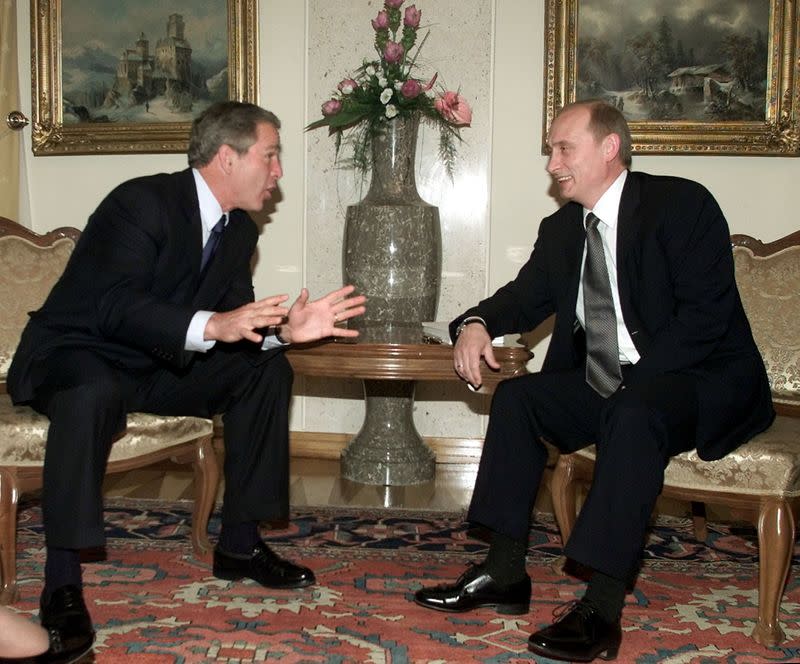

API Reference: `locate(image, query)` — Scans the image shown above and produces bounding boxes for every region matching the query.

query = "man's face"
[546,106,616,209]
[229,122,283,211]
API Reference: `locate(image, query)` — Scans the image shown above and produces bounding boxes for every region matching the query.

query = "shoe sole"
[40,641,95,664]
[213,569,316,589]
[528,642,619,662]
[413,597,529,615]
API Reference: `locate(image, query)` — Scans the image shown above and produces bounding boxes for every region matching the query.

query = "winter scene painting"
[60,1,229,125]
[576,0,770,122]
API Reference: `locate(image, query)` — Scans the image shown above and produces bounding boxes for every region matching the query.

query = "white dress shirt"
[184,169,284,352]
[575,170,640,364]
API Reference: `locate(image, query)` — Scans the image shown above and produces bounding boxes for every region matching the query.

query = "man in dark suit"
[414,100,774,661]
[8,101,366,664]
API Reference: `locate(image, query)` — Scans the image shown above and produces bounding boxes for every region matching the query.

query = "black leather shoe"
[213,541,315,589]
[37,585,95,664]
[414,564,530,614]
[528,600,622,662]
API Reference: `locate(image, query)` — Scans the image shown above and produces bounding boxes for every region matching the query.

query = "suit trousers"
[467,366,698,581]
[29,345,292,549]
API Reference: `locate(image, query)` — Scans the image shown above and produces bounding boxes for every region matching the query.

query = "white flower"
[378,76,388,87]
[380,88,393,105]
[385,104,399,119]
[366,64,377,76]
[341,83,355,94]
[394,81,404,90]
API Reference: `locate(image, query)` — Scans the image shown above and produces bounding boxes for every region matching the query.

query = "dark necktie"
[200,215,226,274]
[582,212,622,397]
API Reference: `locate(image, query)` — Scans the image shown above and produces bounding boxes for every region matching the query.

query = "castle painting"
[60,1,229,124]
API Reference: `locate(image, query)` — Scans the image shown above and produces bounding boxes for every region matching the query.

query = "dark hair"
[558,99,632,168]
[187,101,281,168]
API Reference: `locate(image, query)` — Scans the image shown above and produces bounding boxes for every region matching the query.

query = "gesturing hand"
[279,285,367,344]
[205,295,290,343]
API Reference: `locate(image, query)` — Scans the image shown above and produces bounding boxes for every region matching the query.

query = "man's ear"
[603,133,621,163]
[216,144,236,173]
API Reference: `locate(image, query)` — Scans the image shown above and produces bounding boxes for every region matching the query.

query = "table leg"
[340,379,435,485]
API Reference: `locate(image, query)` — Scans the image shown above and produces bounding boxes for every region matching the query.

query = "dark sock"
[583,570,626,622]
[43,547,82,603]
[217,521,260,554]
[484,530,528,586]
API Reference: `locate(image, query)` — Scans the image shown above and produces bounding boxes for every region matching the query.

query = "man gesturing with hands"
[9,102,365,664]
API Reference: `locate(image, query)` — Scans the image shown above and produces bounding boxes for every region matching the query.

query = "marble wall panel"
[302,0,494,437]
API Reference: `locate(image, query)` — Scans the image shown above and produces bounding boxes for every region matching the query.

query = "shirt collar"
[192,168,226,233]
[584,170,628,229]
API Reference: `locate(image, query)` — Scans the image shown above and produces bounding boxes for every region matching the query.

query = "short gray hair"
[188,101,281,168]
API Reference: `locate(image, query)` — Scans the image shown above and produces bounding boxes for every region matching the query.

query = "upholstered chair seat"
[551,230,800,647]
[0,217,218,604]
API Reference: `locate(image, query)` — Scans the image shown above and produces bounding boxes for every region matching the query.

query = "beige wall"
[15,1,799,438]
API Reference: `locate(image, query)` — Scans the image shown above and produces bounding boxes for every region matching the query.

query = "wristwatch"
[455,316,488,338]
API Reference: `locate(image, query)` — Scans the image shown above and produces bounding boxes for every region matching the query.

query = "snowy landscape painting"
[543,0,799,155]
[31,0,257,155]
[60,0,228,125]
[576,0,770,122]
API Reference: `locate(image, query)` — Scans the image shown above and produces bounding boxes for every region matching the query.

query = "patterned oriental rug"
[10,498,800,663]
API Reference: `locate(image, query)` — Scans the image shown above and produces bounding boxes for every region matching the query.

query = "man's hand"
[205,295,290,343]
[279,285,367,344]
[453,322,499,389]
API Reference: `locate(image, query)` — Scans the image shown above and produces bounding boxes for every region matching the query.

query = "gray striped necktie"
[582,212,622,397]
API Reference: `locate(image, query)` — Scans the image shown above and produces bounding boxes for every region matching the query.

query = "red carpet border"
[9,498,800,663]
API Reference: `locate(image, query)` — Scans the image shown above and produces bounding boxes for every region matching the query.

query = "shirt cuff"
[262,327,289,350]
[185,311,216,352]
[455,315,488,338]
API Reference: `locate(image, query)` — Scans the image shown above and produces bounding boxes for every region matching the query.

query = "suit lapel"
[563,204,586,322]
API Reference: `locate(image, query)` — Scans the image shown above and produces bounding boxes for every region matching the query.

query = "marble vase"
[340,113,441,485]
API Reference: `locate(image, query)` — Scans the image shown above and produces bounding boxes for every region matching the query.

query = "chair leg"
[751,497,794,646]
[690,501,708,541]
[190,434,220,559]
[0,469,20,604]
[550,454,584,575]
[551,453,579,546]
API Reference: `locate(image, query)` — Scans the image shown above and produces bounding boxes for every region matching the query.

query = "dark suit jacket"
[451,171,774,460]
[9,168,267,404]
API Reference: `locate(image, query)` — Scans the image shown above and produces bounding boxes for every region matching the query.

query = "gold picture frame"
[31,0,258,156]
[543,0,799,155]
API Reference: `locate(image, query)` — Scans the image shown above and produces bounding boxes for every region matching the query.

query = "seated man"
[8,101,366,664]
[414,100,774,662]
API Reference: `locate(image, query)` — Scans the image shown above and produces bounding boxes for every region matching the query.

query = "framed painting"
[31,0,258,156]
[543,0,799,155]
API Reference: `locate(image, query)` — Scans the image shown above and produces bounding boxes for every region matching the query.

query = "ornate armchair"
[550,229,800,646]
[0,216,219,603]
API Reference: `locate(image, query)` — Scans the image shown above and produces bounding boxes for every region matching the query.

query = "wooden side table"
[286,340,531,486]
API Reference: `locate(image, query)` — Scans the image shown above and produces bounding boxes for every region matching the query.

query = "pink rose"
[371,10,389,30]
[403,5,421,28]
[385,0,404,8]
[400,79,422,99]
[337,78,358,94]
[434,91,472,126]
[321,99,342,116]
[383,41,405,64]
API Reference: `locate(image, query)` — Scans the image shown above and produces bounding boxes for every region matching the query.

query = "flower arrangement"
[306,0,472,180]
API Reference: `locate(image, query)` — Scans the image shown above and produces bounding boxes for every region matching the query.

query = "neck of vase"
[365,114,422,204]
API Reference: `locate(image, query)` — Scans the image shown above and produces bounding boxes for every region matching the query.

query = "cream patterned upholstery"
[0,217,218,604]
[550,230,800,647]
